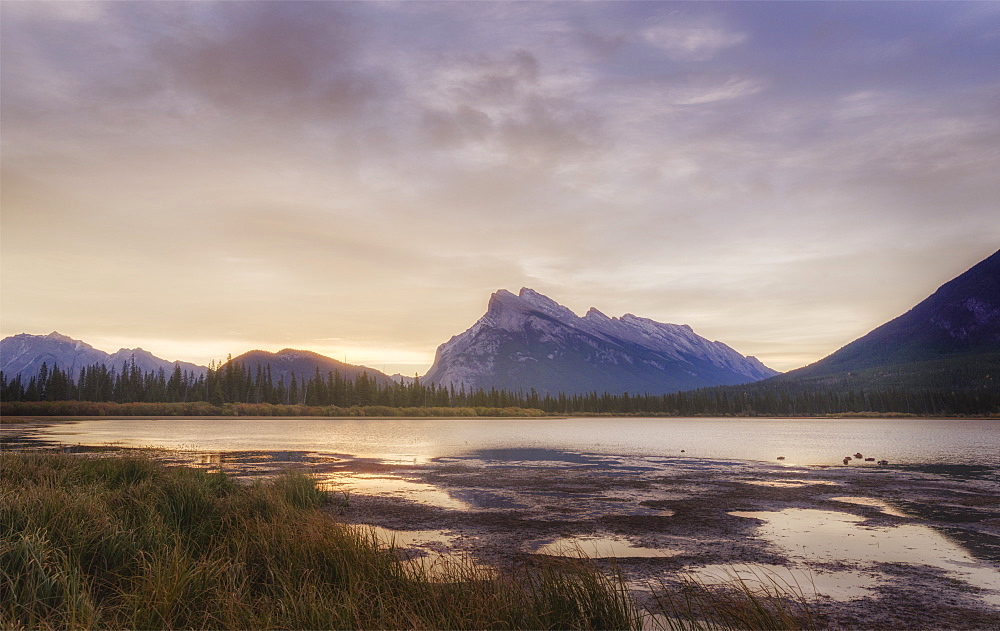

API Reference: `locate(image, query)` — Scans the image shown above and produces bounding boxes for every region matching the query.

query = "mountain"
[227,349,394,386]
[423,288,778,395]
[0,331,207,381]
[0,332,396,389]
[779,249,1000,388]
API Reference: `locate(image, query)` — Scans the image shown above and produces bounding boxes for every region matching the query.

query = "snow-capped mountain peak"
[0,332,206,380]
[517,287,579,320]
[424,288,779,395]
[583,307,611,322]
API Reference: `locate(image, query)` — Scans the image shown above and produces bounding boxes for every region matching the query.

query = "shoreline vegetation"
[3,355,998,418]
[2,400,997,420]
[0,401,545,419]
[1,451,815,630]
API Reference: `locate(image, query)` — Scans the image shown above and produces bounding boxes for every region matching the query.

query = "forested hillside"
[3,355,996,416]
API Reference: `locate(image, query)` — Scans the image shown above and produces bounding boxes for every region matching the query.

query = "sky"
[2,1,998,376]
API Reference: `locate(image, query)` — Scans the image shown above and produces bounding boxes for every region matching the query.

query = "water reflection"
[829,496,909,518]
[730,508,1000,604]
[361,525,459,551]
[530,535,681,559]
[687,563,875,601]
[743,479,840,488]
[317,473,470,510]
[28,417,1000,470]
[195,453,223,465]
[358,525,490,579]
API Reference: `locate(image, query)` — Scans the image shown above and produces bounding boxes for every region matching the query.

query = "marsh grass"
[2,451,815,630]
[0,416,39,424]
[1,452,640,630]
[0,400,546,418]
[646,568,817,631]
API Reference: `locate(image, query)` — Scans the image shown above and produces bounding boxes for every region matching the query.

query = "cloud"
[654,75,764,106]
[152,3,379,119]
[643,22,747,61]
[0,1,106,23]
[2,1,998,374]
[422,106,494,148]
[412,49,601,160]
[440,50,541,104]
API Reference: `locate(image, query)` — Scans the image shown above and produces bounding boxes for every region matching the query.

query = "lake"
[34,416,1000,471]
[11,415,1000,625]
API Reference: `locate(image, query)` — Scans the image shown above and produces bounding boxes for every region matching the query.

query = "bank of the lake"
[2,451,824,631]
[6,399,1000,420]
[12,416,1000,470]
[4,417,999,629]
[0,400,547,418]
[0,451,647,630]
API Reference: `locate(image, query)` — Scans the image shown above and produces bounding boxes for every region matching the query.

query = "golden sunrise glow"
[2,2,998,373]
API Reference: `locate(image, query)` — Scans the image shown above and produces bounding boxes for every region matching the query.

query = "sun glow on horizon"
[79,334,435,377]
[74,329,823,377]
[2,2,998,381]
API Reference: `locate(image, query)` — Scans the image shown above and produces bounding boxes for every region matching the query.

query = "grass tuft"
[1,452,641,630]
[2,451,815,630]
[647,568,817,631]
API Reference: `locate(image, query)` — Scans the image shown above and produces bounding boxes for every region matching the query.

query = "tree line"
[0,358,525,409]
[1,358,997,416]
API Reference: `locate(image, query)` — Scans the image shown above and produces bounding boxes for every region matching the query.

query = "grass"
[1,451,816,630]
[647,568,817,631]
[0,416,42,425]
[0,400,547,418]
[0,451,639,630]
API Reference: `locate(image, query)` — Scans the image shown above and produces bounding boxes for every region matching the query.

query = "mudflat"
[5,420,999,629]
[322,450,1000,630]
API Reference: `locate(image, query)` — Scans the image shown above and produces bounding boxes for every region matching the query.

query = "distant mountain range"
[423,288,778,395]
[0,333,395,386]
[0,332,207,381]
[775,248,1000,390]
[0,292,777,395]
[4,250,997,402]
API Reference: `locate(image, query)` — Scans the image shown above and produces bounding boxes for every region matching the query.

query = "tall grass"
[646,569,816,631]
[2,452,816,630]
[0,452,638,630]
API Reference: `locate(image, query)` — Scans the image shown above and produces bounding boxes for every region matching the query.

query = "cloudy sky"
[2,1,998,376]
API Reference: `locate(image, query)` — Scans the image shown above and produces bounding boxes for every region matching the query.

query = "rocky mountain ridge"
[0,332,207,381]
[782,248,1000,382]
[423,288,777,395]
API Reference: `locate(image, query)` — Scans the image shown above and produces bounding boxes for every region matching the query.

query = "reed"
[0,400,547,418]
[646,568,817,631]
[0,452,639,630]
[2,452,816,630]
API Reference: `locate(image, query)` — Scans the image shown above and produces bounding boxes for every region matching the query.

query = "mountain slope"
[423,288,777,395]
[0,333,397,389]
[226,349,394,386]
[0,332,206,381]
[781,249,1000,385]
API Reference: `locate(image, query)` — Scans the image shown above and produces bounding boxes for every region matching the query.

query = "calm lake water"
[20,415,1000,611]
[36,416,1000,469]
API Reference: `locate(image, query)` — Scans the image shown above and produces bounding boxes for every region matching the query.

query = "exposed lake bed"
[4,417,999,629]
